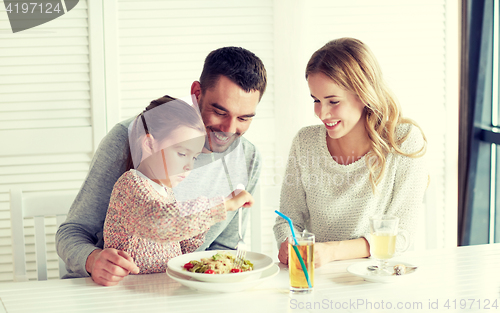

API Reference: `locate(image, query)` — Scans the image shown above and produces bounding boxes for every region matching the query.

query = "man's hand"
[86,248,140,286]
[278,240,288,265]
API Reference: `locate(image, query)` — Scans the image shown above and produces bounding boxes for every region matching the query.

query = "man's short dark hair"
[199,47,267,100]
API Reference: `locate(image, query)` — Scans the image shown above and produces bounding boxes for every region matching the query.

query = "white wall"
[0,0,459,281]
[271,0,459,254]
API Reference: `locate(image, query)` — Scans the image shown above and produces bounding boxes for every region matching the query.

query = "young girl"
[273,37,428,268]
[104,98,253,274]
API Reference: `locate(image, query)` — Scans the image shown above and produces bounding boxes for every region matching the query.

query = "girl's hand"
[278,240,288,265]
[224,189,254,212]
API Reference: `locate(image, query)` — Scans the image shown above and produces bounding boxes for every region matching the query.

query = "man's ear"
[191,81,202,102]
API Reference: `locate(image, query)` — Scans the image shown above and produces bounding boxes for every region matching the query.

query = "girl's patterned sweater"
[104,169,226,274]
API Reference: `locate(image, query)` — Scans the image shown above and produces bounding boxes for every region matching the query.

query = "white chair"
[10,189,76,281]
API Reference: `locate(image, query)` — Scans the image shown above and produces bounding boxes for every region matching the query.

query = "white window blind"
[114,0,274,120]
[0,1,93,281]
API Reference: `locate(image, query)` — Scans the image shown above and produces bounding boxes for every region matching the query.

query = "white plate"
[167,264,280,293]
[167,250,274,283]
[347,260,418,283]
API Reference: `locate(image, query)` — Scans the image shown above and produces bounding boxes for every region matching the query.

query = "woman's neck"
[326,126,371,165]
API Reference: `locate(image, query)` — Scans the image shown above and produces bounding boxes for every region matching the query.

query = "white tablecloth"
[0,244,498,313]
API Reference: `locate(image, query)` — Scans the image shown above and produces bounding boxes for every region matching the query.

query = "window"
[459,0,500,245]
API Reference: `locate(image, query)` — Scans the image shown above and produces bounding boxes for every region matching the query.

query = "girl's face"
[148,126,205,188]
[307,72,366,141]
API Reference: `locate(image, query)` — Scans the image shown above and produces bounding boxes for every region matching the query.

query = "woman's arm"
[274,133,312,265]
[314,238,370,268]
[279,237,370,267]
[273,134,310,246]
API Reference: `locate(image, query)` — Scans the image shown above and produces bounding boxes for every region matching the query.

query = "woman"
[273,37,428,268]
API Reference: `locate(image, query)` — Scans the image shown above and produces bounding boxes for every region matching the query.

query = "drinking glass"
[369,215,409,275]
[288,232,314,293]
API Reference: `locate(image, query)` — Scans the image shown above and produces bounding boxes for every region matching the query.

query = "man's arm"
[56,121,131,277]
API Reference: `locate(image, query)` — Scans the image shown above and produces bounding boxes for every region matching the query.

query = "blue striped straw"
[275,210,312,289]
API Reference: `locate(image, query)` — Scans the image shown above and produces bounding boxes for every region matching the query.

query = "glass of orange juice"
[369,215,409,275]
[288,232,314,293]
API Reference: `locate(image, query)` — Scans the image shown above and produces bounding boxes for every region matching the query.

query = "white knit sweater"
[273,123,428,248]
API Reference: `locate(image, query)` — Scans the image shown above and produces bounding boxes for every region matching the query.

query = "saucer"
[347,260,418,283]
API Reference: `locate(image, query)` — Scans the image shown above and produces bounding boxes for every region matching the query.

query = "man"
[56,47,267,286]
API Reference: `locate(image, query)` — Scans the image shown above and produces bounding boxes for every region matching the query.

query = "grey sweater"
[56,117,261,278]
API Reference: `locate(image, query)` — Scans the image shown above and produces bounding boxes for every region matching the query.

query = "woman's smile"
[324,120,341,130]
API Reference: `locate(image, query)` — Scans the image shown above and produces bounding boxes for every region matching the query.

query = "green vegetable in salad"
[183,252,253,274]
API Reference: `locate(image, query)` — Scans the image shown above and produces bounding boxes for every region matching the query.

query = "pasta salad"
[183,252,253,274]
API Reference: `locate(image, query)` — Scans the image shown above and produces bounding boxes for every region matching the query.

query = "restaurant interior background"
[0,0,461,281]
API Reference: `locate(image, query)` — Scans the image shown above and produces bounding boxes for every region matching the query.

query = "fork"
[234,205,247,269]
[220,156,247,269]
[234,183,247,269]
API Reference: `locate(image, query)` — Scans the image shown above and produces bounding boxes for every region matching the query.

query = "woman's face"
[307,72,366,141]
[146,126,205,188]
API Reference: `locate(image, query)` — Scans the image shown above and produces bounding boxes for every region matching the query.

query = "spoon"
[367,265,418,275]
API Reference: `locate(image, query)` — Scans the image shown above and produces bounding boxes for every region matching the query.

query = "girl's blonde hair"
[305,37,426,192]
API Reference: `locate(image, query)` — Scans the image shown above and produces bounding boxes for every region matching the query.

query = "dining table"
[0,243,498,313]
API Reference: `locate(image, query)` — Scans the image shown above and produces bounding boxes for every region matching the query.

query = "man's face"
[195,76,260,153]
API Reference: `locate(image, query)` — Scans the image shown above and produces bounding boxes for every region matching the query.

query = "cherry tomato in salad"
[183,262,194,269]
[204,269,215,274]
[230,268,241,273]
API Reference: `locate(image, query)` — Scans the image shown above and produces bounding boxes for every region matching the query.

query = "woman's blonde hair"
[305,37,426,192]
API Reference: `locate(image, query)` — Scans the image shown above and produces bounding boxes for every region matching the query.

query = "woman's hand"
[280,238,370,268]
[314,238,371,268]
[86,248,140,286]
[279,240,335,267]
[278,240,288,265]
[314,242,335,268]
